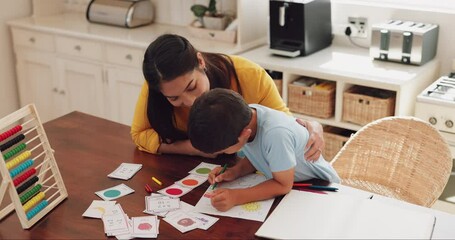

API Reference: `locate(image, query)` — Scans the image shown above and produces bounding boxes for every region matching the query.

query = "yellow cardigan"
[130,55,290,153]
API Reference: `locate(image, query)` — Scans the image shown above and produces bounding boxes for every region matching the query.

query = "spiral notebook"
[255,190,436,239]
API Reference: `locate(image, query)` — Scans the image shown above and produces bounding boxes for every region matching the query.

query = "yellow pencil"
[152,176,162,185]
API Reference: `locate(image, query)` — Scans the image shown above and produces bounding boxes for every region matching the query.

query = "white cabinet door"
[106,67,144,126]
[15,50,60,122]
[57,59,105,119]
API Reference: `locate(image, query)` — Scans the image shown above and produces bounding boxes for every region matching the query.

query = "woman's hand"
[296,119,325,161]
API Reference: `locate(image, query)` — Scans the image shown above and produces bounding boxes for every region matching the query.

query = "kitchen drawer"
[56,36,103,61]
[106,44,144,68]
[11,28,54,52]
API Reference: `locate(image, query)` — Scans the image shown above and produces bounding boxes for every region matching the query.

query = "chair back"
[331,116,453,207]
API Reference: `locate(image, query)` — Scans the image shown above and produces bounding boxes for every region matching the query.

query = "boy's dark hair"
[188,88,252,154]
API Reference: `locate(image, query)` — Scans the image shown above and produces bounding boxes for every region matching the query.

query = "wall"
[0,1,32,118]
[331,2,455,75]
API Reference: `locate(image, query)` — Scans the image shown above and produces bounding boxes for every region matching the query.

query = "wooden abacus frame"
[0,104,67,229]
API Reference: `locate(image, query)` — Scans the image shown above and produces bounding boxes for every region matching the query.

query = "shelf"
[241,45,439,90]
[243,44,440,157]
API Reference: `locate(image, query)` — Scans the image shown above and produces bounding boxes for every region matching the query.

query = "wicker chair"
[331,116,453,207]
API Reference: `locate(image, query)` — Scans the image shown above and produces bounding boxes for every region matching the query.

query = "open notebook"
[255,190,436,239]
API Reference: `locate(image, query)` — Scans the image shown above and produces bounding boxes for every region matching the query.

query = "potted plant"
[191,0,228,30]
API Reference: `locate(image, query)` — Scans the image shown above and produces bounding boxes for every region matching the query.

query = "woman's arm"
[131,83,216,157]
[130,83,161,153]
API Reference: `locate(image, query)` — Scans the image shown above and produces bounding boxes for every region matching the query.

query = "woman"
[131,34,324,160]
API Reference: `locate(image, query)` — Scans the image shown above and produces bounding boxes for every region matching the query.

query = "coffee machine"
[269,0,332,57]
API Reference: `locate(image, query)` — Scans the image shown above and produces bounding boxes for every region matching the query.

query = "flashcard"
[188,162,220,177]
[108,163,143,180]
[157,184,192,198]
[102,211,129,235]
[175,174,207,189]
[144,193,170,217]
[188,211,219,230]
[171,201,219,230]
[82,200,116,218]
[147,195,180,213]
[95,183,135,201]
[131,216,159,238]
[163,210,201,233]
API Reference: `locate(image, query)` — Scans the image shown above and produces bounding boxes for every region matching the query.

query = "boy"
[188,88,340,212]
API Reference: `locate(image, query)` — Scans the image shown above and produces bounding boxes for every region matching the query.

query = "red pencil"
[145,184,153,193]
[293,183,313,187]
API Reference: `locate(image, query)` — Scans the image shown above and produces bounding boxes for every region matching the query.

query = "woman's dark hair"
[188,89,252,154]
[142,34,241,143]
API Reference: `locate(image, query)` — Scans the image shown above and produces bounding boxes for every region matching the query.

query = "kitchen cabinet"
[56,59,105,119]
[12,29,61,123]
[106,67,143,126]
[9,9,265,125]
[15,49,60,123]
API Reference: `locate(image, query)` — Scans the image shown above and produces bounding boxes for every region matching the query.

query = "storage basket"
[288,78,335,118]
[322,126,355,161]
[273,79,282,96]
[342,86,395,125]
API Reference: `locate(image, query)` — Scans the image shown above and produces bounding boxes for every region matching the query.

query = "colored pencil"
[145,184,153,193]
[152,176,162,186]
[293,183,313,187]
[307,185,338,192]
[212,163,228,190]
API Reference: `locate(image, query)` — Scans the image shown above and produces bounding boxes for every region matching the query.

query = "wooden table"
[0,112,272,239]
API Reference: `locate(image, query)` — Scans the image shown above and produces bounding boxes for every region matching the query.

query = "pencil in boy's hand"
[293,183,312,187]
[307,185,338,192]
[212,163,228,190]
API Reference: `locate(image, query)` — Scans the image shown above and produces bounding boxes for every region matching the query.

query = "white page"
[256,190,435,239]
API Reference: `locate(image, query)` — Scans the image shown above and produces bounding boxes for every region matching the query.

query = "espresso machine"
[269,0,332,57]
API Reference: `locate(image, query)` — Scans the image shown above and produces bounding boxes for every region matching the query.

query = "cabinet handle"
[52,88,58,92]
[74,45,81,51]
[29,37,35,43]
[125,54,132,61]
[446,120,453,128]
[59,90,66,95]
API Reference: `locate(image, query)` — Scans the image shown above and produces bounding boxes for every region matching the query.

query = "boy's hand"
[210,188,237,212]
[208,167,237,185]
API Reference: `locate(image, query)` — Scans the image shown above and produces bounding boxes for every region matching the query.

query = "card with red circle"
[157,184,192,198]
[175,174,207,189]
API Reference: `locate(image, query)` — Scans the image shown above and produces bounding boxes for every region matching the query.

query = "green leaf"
[191,5,208,18]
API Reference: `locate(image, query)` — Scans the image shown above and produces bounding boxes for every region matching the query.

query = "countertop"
[7,13,240,53]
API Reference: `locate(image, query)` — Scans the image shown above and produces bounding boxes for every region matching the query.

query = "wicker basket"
[342,86,395,125]
[273,79,282,96]
[323,126,355,161]
[288,79,335,118]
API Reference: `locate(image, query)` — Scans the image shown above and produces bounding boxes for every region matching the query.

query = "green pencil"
[212,163,228,190]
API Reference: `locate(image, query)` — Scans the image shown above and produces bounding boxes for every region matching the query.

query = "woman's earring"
[204,67,207,72]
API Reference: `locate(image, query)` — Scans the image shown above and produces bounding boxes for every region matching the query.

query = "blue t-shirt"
[239,104,340,183]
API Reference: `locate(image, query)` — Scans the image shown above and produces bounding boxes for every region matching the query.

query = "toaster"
[86,0,154,28]
[370,20,439,65]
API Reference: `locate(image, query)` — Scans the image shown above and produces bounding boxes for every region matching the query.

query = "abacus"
[0,104,67,229]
